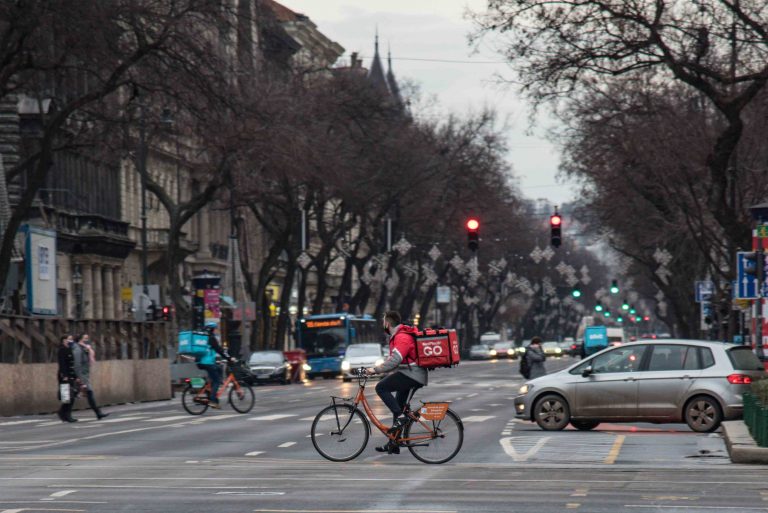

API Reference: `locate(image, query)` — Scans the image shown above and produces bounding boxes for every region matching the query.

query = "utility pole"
[139,102,149,304]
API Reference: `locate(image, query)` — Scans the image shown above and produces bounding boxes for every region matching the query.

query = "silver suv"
[514,340,765,432]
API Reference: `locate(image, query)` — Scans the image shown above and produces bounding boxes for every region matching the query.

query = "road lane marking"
[603,435,626,464]
[499,436,550,462]
[571,488,589,497]
[218,491,285,496]
[467,393,478,398]
[143,416,190,422]
[566,504,580,509]
[300,416,317,421]
[277,442,296,448]
[252,510,457,513]
[99,417,148,423]
[0,420,45,426]
[624,507,767,510]
[462,416,495,423]
[245,451,264,456]
[249,414,297,421]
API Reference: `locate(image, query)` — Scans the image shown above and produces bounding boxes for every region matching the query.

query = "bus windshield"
[300,327,346,357]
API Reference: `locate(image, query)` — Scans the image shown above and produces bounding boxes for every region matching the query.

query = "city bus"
[296,313,380,378]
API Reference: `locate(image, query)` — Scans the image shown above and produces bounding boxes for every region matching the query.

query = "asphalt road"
[2,356,768,513]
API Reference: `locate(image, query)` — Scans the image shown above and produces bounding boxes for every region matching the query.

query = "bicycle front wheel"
[404,409,463,464]
[229,384,255,413]
[311,404,369,462]
[181,385,209,415]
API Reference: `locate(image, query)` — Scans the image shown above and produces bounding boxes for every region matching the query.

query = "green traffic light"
[629,307,636,314]
[604,310,611,317]
[617,316,623,323]
[621,301,629,311]
[572,288,582,298]
[595,303,603,312]
[610,279,619,294]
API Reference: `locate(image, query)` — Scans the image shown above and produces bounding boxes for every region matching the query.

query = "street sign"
[700,301,713,330]
[758,224,768,238]
[695,281,713,303]
[436,286,451,304]
[736,252,768,299]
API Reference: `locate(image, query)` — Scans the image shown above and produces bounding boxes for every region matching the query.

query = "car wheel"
[571,420,600,431]
[684,395,723,433]
[534,394,570,431]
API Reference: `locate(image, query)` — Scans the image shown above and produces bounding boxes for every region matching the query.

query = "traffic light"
[466,217,480,252]
[643,315,650,321]
[161,305,172,322]
[629,306,636,315]
[621,299,629,311]
[550,212,562,248]
[571,286,582,298]
[617,316,624,323]
[594,301,603,312]
[744,252,764,278]
[610,279,620,294]
[603,310,611,318]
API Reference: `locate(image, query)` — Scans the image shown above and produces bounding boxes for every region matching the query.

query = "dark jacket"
[525,345,547,379]
[57,343,77,384]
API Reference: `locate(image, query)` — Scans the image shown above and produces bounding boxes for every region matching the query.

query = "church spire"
[367,29,390,94]
[386,42,402,108]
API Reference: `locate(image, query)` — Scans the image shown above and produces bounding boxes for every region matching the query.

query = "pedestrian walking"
[57,335,78,423]
[72,333,109,420]
[524,337,547,379]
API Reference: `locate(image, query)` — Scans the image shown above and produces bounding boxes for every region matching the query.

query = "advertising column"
[192,273,221,330]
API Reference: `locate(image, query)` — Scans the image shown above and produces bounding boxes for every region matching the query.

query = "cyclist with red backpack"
[365,310,426,454]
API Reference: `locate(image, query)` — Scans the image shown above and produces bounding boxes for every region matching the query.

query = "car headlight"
[507,349,514,355]
[374,358,384,367]
[517,347,526,353]
[489,349,497,356]
[519,384,531,395]
[341,360,351,371]
[555,348,562,353]
[302,363,311,371]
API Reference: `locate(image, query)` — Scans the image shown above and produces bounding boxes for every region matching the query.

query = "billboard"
[22,225,57,315]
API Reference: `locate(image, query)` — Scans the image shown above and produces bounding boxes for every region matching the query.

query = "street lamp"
[72,264,83,319]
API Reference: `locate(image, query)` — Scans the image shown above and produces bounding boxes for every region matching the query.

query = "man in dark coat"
[57,335,78,422]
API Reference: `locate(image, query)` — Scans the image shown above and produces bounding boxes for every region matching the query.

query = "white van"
[606,327,625,346]
[479,332,501,344]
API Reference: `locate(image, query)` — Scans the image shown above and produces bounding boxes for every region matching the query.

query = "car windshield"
[346,345,381,357]
[493,342,511,350]
[250,352,283,364]
[471,345,489,350]
[728,347,764,371]
[543,342,559,349]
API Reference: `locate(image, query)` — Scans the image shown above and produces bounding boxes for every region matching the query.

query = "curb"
[723,420,768,464]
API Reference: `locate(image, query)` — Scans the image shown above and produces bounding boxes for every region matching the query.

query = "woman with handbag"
[57,335,78,423]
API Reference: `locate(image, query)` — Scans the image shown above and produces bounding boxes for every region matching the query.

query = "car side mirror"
[582,365,593,378]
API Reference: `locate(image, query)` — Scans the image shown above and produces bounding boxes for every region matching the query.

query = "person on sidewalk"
[72,333,109,420]
[57,335,78,423]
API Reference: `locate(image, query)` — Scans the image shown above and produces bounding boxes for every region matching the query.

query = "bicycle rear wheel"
[404,409,463,464]
[229,383,255,413]
[311,404,369,462]
[181,385,209,415]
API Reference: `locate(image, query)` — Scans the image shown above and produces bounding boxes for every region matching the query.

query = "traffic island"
[723,420,768,464]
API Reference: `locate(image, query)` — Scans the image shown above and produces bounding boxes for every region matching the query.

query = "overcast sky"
[282,0,577,207]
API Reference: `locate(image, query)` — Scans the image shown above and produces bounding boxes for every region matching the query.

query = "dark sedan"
[248,351,291,385]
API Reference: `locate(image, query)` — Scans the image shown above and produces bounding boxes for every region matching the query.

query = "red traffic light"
[466,218,480,231]
[550,215,562,226]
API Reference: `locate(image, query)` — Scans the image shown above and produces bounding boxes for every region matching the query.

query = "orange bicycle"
[181,361,255,415]
[310,368,463,464]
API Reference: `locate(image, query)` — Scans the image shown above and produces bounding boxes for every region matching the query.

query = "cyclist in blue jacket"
[196,322,234,408]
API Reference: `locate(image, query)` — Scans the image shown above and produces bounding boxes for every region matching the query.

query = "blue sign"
[736,252,768,299]
[584,326,608,357]
[695,281,714,303]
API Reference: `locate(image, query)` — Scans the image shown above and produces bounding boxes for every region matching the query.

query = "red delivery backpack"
[413,328,460,369]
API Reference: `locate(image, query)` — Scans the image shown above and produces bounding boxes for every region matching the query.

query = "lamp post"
[72,264,83,319]
[138,103,149,300]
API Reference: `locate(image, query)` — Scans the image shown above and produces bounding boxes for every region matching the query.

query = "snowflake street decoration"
[428,245,442,261]
[551,297,561,305]
[653,248,673,267]
[516,277,531,290]
[498,305,507,314]
[530,246,544,264]
[562,296,574,307]
[392,236,412,256]
[481,302,492,312]
[449,254,465,272]
[497,257,507,269]
[629,291,640,302]
[505,272,518,286]
[556,261,569,275]
[658,301,668,316]
[595,287,607,299]
[402,263,419,277]
[655,290,666,302]
[296,252,312,269]
[373,253,389,267]
[463,295,479,306]
[655,266,671,285]
[541,246,555,262]
[566,275,580,287]
[581,275,591,285]
[488,260,504,276]
[580,265,590,276]
[565,265,577,277]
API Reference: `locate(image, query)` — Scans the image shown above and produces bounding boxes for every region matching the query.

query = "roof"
[263,0,303,22]
[367,34,390,94]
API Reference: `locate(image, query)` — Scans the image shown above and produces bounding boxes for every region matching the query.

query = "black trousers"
[375,372,421,422]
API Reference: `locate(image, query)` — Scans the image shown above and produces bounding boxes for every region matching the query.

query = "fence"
[743,392,768,447]
[0,315,170,364]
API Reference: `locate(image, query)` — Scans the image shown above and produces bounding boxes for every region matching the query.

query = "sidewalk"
[723,420,768,464]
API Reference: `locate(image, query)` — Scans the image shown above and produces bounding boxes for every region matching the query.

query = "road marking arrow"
[499,436,550,462]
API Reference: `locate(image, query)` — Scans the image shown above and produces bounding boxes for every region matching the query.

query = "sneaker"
[374,442,400,455]
[387,416,407,434]
[96,413,110,420]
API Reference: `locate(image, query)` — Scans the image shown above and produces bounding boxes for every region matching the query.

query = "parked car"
[341,343,384,382]
[568,341,584,357]
[542,341,564,357]
[492,341,517,359]
[469,344,493,360]
[514,340,765,433]
[248,351,291,385]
